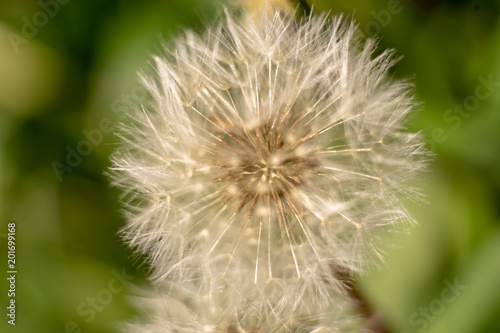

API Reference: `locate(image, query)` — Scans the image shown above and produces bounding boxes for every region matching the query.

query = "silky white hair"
[110,7,428,332]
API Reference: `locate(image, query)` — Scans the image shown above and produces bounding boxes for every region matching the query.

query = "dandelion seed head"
[123,279,360,333]
[111,6,429,330]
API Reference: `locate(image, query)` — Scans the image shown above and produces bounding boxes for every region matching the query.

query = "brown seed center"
[211,117,319,215]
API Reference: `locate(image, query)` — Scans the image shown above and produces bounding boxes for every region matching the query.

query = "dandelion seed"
[123,279,359,333]
[110,4,428,331]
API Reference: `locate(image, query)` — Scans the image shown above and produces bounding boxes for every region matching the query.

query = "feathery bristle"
[110,7,428,332]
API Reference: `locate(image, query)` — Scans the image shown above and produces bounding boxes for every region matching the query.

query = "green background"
[0,0,499,332]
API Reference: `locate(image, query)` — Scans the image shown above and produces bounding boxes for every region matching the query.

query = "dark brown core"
[209,115,319,216]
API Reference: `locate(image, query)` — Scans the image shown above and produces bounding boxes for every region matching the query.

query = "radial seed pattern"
[110,9,427,329]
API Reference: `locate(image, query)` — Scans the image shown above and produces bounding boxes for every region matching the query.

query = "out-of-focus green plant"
[0,0,499,332]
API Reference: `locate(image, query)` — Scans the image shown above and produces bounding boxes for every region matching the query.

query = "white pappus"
[110,6,428,332]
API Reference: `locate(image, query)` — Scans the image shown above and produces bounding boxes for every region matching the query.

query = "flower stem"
[296,0,311,14]
[334,267,393,333]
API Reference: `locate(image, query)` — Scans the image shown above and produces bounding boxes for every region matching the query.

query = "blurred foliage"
[0,0,499,332]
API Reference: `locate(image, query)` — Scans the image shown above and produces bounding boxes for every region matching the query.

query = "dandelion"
[110,3,428,331]
[123,279,360,333]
